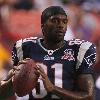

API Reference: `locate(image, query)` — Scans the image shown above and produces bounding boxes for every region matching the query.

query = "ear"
[41,24,43,28]
[41,24,44,35]
[41,24,44,31]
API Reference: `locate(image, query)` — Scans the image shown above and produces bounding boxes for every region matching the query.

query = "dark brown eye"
[51,18,58,23]
[63,19,68,24]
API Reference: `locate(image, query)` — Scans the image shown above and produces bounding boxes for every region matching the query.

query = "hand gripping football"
[13,59,39,97]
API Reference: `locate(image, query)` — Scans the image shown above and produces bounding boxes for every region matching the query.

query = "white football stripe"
[16,39,23,61]
[76,41,92,69]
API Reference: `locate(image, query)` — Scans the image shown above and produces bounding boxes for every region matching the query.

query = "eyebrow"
[50,16,67,20]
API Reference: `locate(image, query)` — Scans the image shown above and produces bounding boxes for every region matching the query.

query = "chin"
[57,35,64,40]
[54,37,64,43]
[48,35,64,42]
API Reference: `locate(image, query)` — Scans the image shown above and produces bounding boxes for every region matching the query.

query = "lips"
[52,28,65,37]
[58,31,64,33]
[56,30,65,35]
[57,32,64,37]
[56,27,65,32]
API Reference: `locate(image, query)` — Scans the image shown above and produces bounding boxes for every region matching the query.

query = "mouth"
[56,28,65,33]
[56,30,65,36]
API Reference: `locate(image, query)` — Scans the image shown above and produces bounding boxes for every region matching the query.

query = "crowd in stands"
[0,0,100,100]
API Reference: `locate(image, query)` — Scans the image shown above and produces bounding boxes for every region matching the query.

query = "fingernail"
[37,70,40,72]
[25,58,30,60]
[36,64,40,68]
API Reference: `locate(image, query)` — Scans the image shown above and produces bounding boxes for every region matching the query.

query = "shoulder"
[12,37,39,63]
[66,39,96,50]
[75,39,96,69]
[66,39,96,66]
[14,37,38,48]
[67,39,85,46]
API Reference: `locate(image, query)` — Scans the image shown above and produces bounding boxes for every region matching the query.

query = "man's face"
[42,14,68,42]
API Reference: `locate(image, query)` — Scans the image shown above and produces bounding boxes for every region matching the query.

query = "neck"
[42,39,65,50]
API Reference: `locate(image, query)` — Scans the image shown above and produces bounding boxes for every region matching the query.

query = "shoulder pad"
[68,39,85,46]
[76,41,92,69]
[15,39,23,61]
[16,39,23,48]
[23,37,38,43]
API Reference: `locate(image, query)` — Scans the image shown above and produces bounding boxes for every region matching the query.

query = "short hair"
[41,6,67,24]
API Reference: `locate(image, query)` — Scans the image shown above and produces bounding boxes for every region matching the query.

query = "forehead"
[49,14,67,20]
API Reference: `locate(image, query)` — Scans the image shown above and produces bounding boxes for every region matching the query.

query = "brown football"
[13,59,39,97]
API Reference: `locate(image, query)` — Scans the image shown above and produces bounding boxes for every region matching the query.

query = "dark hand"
[0,58,30,85]
[36,65,54,92]
[0,66,19,86]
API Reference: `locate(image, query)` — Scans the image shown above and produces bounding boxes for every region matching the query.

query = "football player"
[0,6,96,100]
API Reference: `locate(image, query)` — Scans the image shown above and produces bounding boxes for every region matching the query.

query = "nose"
[57,20,64,27]
[57,23,64,30]
[57,26,63,31]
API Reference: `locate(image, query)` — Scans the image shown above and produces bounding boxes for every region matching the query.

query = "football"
[13,59,39,97]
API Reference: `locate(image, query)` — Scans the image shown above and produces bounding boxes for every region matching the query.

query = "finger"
[35,64,47,77]
[12,76,14,82]
[2,69,15,81]
[36,65,45,73]
[13,66,20,71]
[34,67,38,71]
[34,65,39,70]
[1,80,6,85]
[34,69,40,76]
[25,58,31,60]
[39,77,45,81]
[18,60,27,65]
[37,70,45,78]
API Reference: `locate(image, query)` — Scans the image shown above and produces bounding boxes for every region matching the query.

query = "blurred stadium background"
[0,0,100,100]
